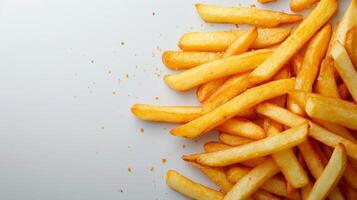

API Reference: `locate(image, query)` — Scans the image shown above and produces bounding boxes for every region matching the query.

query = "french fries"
[305,95,357,130]
[290,0,320,12]
[162,51,223,70]
[346,27,357,68]
[223,27,257,58]
[331,42,357,102]
[258,0,276,3]
[253,189,279,200]
[164,49,272,91]
[166,170,224,200]
[196,4,302,27]
[218,133,253,146]
[197,78,228,102]
[196,124,308,167]
[249,0,338,83]
[179,28,291,52]
[216,118,265,139]
[224,159,280,200]
[306,144,347,200]
[171,78,295,138]
[204,142,232,153]
[226,165,250,182]
[315,57,340,98]
[332,0,357,46]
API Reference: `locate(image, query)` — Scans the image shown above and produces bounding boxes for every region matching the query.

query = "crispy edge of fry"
[315,56,340,98]
[224,159,280,200]
[189,162,233,193]
[164,49,272,91]
[248,0,338,84]
[331,41,357,102]
[345,26,357,68]
[195,4,302,27]
[290,0,320,12]
[218,133,254,146]
[306,144,347,200]
[216,118,266,139]
[166,170,224,200]
[162,51,223,70]
[197,78,228,102]
[171,78,295,138]
[223,26,258,58]
[196,124,308,167]
[203,142,232,153]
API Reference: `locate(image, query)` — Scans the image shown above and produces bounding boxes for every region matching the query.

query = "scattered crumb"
[182,144,186,148]
[92,81,96,85]
[118,188,124,193]
[235,24,240,29]
[134,53,138,57]
[155,97,159,100]
[163,127,167,130]
[112,91,116,95]
[140,128,144,133]
[91,60,94,64]
[135,65,138,69]
[156,46,161,52]
[250,4,256,8]
[101,126,105,130]
[108,70,112,74]
[73,96,77,98]
[126,74,129,78]
[152,12,155,16]
[152,52,155,57]
[161,159,167,164]
[121,42,125,46]
[150,166,155,172]
[128,166,132,172]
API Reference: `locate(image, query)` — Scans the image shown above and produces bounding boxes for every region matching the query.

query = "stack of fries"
[132,0,357,199]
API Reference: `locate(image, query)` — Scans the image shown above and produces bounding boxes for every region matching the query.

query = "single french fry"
[162,51,223,70]
[291,53,303,76]
[182,153,201,162]
[305,95,357,130]
[218,133,253,146]
[196,124,308,167]
[204,142,232,153]
[249,0,338,83]
[313,119,356,142]
[197,78,228,102]
[290,0,320,12]
[331,42,357,102]
[171,78,295,138]
[224,159,280,200]
[189,162,233,193]
[195,4,302,27]
[202,72,252,114]
[338,83,351,100]
[164,49,272,91]
[346,27,357,68]
[315,57,340,98]
[306,144,347,200]
[296,24,332,92]
[269,67,290,107]
[223,27,258,58]
[166,170,224,200]
[178,28,291,52]
[216,118,265,139]
[131,104,201,123]
[253,189,280,200]
[226,165,250,182]
[265,119,309,188]
[258,0,276,3]
[240,157,270,168]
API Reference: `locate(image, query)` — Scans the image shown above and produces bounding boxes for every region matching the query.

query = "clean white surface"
[0,0,348,199]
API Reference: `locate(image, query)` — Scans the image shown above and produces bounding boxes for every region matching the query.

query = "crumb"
[73,96,77,98]
[163,127,167,130]
[92,81,96,85]
[150,166,154,172]
[128,166,132,172]
[156,46,161,52]
[152,52,155,57]
[91,60,94,64]
[235,24,239,29]
[161,159,167,164]
[135,65,138,69]
[121,42,125,46]
[140,128,144,133]
[155,97,159,100]
[126,74,129,78]
[182,144,186,148]
[112,91,116,95]
[134,53,137,57]
[152,12,155,16]
[108,70,112,74]
[119,189,123,193]
[250,4,256,8]
[101,126,105,130]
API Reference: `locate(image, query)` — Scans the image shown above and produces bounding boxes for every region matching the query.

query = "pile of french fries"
[132,0,357,199]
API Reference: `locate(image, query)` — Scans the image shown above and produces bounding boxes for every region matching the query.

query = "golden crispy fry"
[224,159,280,200]
[179,28,291,52]
[331,42,357,102]
[202,72,252,114]
[218,133,253,146]
[315,57,340,98]
[333,0,357,46]
[295,24,331,92]
[171,78,295,138]
[166,170,224,200]
[258,0,276,3]
[131,104,201,123]
[346,27,357,68]
[313,119,356,141]
[338,83,351,100]
[189,162,233,193]
[306,95,357,130]
[196,124,308,167]
[249,0,338,83]
[306,145,347,200]
[226,165,250,182]
[240,157,269,168]
[253,189,280,200]
[195,4,302,27]
[265,119,309,188]
[223,27,258,58]
[290,0,320,11]
[197,78,228,102]
[269,67,290,107]
[204,142,232,153]
[162,51,223,70]
[217,118,265,139]
[164,49,272,91]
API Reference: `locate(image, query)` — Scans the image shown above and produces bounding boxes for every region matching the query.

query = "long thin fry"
[162,51,222,70]
[345,27,357,68]
[249,0,338,83]
[204,142,232,153]
[223,27,257,58]
[315,57,340,98]
[216,118,265,139]
[165,49,272,91]
[290,0,320,12]
[332,0,357,46]
[171,78,295,138]
[196,4,302,27]
[218,133,253,146]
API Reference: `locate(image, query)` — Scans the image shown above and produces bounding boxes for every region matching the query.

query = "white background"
[0,0,348,199]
